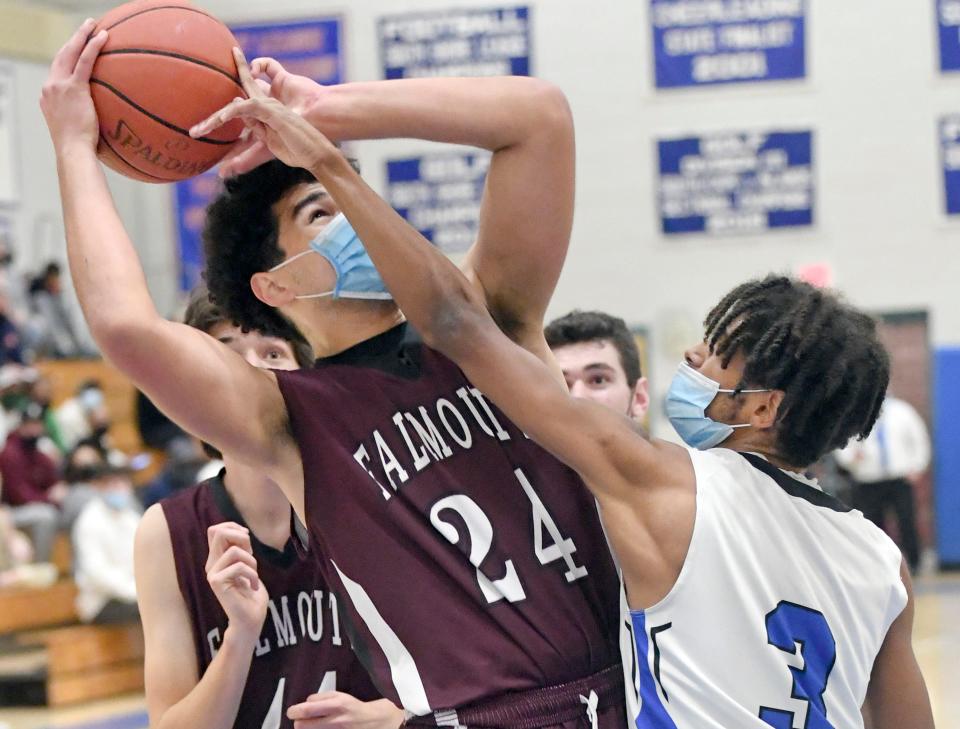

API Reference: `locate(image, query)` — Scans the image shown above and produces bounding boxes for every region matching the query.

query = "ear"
[629,377,650,420]
[250,272,295,308]
[749,390,786,429]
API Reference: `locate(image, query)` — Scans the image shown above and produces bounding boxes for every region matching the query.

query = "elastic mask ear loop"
[717,386,772,429]
[267,249,336,300]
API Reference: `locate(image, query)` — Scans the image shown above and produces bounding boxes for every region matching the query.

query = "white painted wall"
[6,1,959,432]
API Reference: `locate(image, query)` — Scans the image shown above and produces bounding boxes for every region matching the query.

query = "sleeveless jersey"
[161,473,380,729]
[627,449,907,729]
[274,323,622,715]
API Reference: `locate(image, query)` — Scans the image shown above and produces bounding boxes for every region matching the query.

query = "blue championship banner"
[378,6,530,79]
[658,130,814,235]
[939,0,960,72]
[650,0,806,88]
[940,116,960,215]
[173,18,343,292]
[386,152,491,253]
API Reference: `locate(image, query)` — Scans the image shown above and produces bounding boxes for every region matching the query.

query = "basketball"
[90,0,245,183]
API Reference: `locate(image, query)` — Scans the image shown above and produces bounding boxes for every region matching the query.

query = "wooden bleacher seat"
[15,623,144,706]
[0,580,77,634]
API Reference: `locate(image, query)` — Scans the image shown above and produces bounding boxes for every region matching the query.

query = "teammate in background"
[135,287,400,729]
[194,59,935,729]
[43,26,623,729]
[545,311,648,422]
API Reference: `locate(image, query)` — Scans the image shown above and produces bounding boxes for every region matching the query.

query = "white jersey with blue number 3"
[627,448,906,729]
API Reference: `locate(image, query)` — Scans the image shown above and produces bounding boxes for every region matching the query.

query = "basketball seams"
[101,4,218,32]
[89,78,235,146]
[99,49,242,86]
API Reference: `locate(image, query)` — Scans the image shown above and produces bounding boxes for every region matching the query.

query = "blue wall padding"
[935,348,960,564]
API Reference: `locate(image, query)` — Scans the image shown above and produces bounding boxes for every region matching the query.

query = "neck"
[221,457,292,551]
[728,442,806,473]
[287,299,405,358]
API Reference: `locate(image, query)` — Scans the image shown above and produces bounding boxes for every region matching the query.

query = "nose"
[568,380,588,399]
[243,350,263,368]
[684,342,709,368]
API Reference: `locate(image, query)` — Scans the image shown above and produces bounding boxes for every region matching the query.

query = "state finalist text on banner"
[658,130,814,235]
[378,6,530,79]
[650,0,806,88]
[173,18,343,293]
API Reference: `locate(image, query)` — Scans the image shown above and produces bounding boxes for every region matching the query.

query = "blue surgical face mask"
[102,490,132,511]
[268,213,393,301]
[665,362,770,450]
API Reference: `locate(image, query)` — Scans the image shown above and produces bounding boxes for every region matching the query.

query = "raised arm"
[39,23,293,479]
[196,72,685,501]
[135,509,264,729]
[213,67,575,342]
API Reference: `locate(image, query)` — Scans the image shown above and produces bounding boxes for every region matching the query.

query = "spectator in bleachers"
[59,443,106,531]
[0,294,25,366]
[29,374,68,456]
[72,461,140,624]
[0,403,64,561]
[27,261,90,359]
[55,379,104,451]
[0,237,30,335]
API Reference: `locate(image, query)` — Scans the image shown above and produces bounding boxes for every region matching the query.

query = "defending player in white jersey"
[206,86,936,728]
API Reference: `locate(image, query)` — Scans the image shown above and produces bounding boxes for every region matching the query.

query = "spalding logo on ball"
[90,0,246,183]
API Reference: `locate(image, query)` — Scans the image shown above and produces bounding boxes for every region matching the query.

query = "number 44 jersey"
[627,448,907,729]
[275,324,623,716]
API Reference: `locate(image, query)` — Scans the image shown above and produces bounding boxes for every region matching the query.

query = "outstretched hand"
[215,56,323,177]
[190,48,335,175]
[40,19,109,153]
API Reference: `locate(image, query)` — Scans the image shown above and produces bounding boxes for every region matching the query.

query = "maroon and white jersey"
[275,324,621,714]
[161,473,380,729]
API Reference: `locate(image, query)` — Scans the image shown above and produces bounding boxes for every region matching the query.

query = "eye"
[266,349,284,360]
[309,208,330,223]
[589,375,611,386]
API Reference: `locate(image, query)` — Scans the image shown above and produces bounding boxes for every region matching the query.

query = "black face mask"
[21,435,40,449]
[92,425,110,440]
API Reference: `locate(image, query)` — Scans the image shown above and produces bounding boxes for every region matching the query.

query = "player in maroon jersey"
[135,287,402,729]
[43,27,624,729]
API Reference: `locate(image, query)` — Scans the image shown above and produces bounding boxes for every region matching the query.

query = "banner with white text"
[658,129,814,235]
[386,152,491,253]
[650,0,806,88]
[379,6,530,79]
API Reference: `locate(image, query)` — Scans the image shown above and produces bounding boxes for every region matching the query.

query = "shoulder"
[136,503,173,554]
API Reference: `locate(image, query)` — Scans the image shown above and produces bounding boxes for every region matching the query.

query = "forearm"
[55,146,159,344]
[152,628,256,729]
[310,153,491,355]
[310,76,565,151]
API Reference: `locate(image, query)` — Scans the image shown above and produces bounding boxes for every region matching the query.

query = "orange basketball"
[90,0,246,183]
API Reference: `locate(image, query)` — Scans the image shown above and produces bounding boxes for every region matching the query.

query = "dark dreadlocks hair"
[544,310,642,386]
[202,158,360,340]
[703,275,889,467]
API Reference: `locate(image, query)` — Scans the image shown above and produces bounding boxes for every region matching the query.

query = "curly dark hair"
[183,284,313,368]
[703,275,889,467]
[202,161,317,339]
[544,310,642,386]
